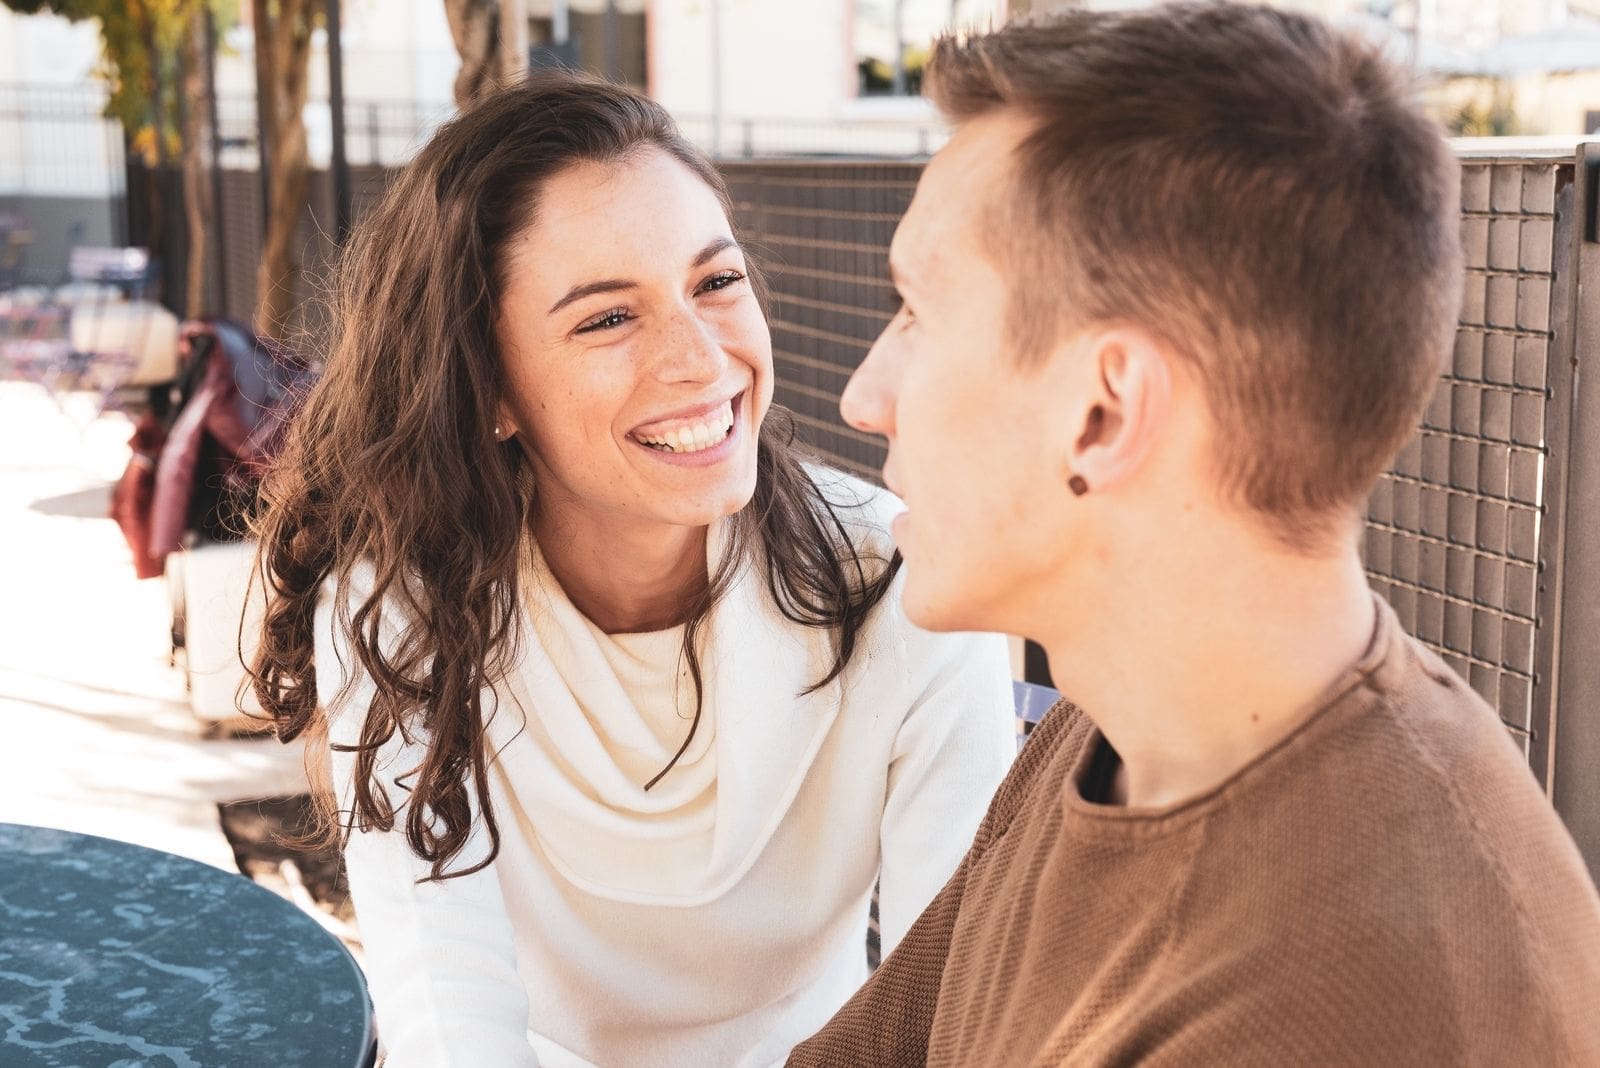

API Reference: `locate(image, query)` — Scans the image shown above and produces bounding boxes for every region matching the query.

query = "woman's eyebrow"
[547,238,740,316]
[548,278,637,315]
[692,236,739,268]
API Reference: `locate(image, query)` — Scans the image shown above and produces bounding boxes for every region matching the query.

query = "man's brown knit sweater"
[791,600,1600,1065]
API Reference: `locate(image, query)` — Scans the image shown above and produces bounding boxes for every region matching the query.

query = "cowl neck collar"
[484,519,844,906]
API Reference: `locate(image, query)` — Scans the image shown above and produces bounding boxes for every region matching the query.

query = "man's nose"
[840,334,897,437]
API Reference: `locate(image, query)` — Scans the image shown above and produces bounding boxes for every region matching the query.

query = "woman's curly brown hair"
[248,71,901,882]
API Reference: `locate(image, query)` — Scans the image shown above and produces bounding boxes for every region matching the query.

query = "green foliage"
[1446,84,1520,138]
[857,47,927,95]
[3,0,235,162]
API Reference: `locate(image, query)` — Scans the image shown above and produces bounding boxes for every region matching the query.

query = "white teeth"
[634,400,736,454]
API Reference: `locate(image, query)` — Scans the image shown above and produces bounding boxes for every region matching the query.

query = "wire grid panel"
[723,162,914,483]
[726,156,1566,767]
[1364,160,1560,759]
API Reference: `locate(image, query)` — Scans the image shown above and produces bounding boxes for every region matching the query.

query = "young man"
[790,3,1600,1065]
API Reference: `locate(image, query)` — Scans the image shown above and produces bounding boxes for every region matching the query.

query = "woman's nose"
[654,307,729,384]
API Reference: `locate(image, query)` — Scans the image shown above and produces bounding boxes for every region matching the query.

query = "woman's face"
[495,147,774,536]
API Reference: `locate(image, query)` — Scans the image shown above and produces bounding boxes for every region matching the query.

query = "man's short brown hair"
[928,2,1463,544]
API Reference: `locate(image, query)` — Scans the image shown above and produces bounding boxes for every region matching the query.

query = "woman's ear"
[1066,328,1174,494]
[494,402,519,442]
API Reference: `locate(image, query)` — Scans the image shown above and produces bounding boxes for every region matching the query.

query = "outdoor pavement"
[0,380,309,872]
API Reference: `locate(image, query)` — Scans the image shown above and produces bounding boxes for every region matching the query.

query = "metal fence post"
[1528,160,1580,792]
[1549,142,1600,882]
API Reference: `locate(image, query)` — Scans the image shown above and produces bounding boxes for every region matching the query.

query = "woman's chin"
[644,473,758,530]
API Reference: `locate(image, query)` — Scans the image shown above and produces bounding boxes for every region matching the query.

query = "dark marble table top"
[0,823,373,1067]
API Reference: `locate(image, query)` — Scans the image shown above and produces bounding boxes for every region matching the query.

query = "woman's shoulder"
[802,463,903,550]
[318,558,429,630]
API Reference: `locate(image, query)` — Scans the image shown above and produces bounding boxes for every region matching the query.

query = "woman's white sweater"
[317,471,1014,1067]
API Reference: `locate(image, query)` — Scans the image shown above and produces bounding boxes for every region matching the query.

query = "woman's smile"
[628,390,745,467]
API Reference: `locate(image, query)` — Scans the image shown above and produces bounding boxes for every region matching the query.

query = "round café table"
[0,823,374,1067]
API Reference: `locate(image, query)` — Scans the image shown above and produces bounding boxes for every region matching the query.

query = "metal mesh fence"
[209,164,393,333]
[1365,159,1561,760]
[726,163,913,482]
[721,154,1584,782]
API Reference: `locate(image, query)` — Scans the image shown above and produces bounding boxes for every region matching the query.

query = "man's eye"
[699,270,745,294]
[577,308,631,333]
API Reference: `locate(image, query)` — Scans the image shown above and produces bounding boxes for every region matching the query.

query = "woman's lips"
[630,389,743,439]
[629,391,746,466]
[631,396,736,454]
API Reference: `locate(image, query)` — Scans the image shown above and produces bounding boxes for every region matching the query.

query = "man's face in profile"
[841,110,1086,636]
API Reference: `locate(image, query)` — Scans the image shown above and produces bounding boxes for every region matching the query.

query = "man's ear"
[1065,328,1174,494]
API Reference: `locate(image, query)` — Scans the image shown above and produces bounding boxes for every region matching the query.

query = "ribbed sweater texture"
[791,600,1600,1066]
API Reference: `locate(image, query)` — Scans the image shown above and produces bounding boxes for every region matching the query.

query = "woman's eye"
[577,308,631,333]
[698,270,745,294]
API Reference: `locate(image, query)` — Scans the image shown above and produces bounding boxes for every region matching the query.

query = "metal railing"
[675,114,947,160]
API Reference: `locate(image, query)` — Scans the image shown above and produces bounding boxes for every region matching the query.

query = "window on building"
[525,0,646,89]
[855,0,997,97]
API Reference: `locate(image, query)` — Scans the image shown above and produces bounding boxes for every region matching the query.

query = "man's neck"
[1041,537,1378,810]
[531,501,709,635]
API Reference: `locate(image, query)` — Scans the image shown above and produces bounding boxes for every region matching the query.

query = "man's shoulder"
[1352,633,1593,893]
[969,699,1092,851]
[1217,630,1583,884]
[1174,634,1600,1053]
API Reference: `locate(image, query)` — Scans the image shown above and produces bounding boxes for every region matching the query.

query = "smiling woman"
[246,72,1014,1068]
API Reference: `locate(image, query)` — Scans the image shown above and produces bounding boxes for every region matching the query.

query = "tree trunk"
[181,4,212,320]
[501,0,529,84]
[445,0,501,109]
[137,4,165,271]
[252,0,314,341]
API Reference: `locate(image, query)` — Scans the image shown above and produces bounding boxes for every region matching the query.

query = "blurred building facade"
[1013,0,1600,134]
[650,0,1005,154]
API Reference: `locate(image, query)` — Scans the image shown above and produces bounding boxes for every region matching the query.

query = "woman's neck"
[531,506,709,635]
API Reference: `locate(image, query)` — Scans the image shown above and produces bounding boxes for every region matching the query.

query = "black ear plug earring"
[1068,474,1089,497]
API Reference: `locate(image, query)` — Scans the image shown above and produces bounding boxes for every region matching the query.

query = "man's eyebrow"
[547,238,740,316]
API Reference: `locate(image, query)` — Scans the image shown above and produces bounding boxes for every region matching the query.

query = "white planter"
[173,539,268,725]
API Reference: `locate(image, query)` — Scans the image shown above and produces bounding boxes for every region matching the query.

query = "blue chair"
[1013,680,1061,750]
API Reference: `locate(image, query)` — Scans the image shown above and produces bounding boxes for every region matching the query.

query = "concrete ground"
[0,380,309,872]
